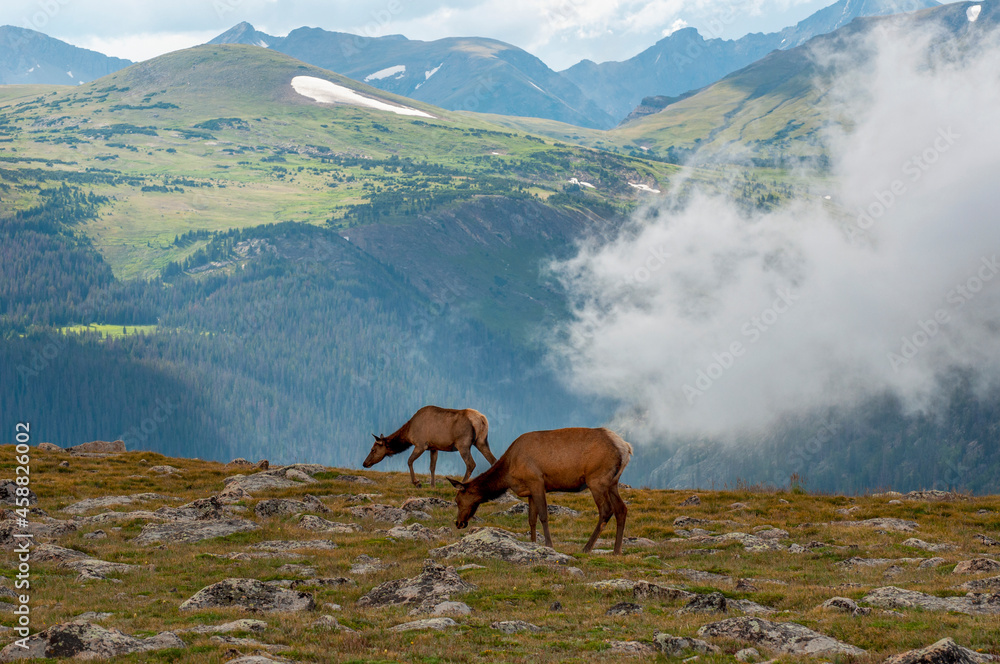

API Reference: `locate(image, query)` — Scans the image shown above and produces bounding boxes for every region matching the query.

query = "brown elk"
[448,427,633,554]
[363,405,496,487]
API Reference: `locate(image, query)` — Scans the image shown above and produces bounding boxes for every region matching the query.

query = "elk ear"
[447,477,466,490]
[371,433,379,440]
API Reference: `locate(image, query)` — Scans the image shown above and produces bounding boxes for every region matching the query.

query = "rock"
[255,495,329,518]
[389,618,458,632]
[837,557,921,568]
[223,472,300,494]
[387,523,438,541]
[674,515,710,527]
[83,530,107,540]
[429,527,573,565]
[565,567,584,578]
[37,442,62,451]
[401,497,452,511]
[834,518,918,532]
[134,518,259,545]
[0,517,75,545]
[958,575,1000,591]
[607,601,642,616]
[696,617,866,656]
[248,539,338,552]
[862,586,1000,615]
[312,615,355,632]
[65,440,126,454]
[298,515,358,533]
[0,480,37,506]
[350,503,430,523]
[889,499,903,505]
[497,501,579,517]
[672,568,733,586]
[332,474,377,485]
[275,564,317,578]
[349,554,396,575]
[608,641,657,656]
[61,493,179,515]
[429,601,471,616]
[680,495,701,506]
[903,538,956,553]
[209,635,290,652]
[883,637,995,664]
[58,461,69,468]
[753,527,789,540]
[735,647,762,662]
[32,544,91,563]
[226,656,290,664]
[74,612,113,622]
[456,564,486,572]
[176,619,267,634]
[977,534,1000,547]
[954,558,1000,575]
[919,557,948,569]
[820,597,872,616]
[356,559,476,609]
[290,577,354,590]
[730,502,749,510]
[0,621,182,661]
[549,601,563,611]
[836,506,861,515]
[905,490,965,501]
[679,592,728,614]
[654,632,721,656]
[147,465,180,474]
[152,496,234,521]
[492,620,543,633]
[180,578,315,613]
[217,482,252,504]
[589,578,695,601]
[283,469,313,483]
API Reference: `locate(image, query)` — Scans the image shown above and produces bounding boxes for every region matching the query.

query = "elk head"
[448,477,482,529]
[363,433,388,468]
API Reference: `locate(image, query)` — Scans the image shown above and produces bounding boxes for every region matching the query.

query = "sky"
[0,0,846,69]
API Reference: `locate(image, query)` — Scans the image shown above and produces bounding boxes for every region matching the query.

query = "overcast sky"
[0,0,849,69]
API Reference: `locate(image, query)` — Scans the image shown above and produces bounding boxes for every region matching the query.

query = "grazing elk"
[449,427,633,554]
[363,405,496,487]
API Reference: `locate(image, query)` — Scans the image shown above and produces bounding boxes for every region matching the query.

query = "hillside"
[0,25,132,85]
[560,0,939,122]
[1,446,998,663]
[209,23,616,129]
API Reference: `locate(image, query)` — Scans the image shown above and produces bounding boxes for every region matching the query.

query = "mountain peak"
[209,22,277,48]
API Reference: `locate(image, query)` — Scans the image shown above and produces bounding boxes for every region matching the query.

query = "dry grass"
[1,446,999,663]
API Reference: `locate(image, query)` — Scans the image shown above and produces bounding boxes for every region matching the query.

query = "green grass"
[59,323,159,338]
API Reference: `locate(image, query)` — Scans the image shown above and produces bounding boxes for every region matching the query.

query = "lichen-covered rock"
[387,523,437,541]
[834,518,919,532]
[0,517,75,545]
[356,560,476,609]
[429,528,573,565]
[0,480,37,506]
[350,503,429,523]
[389,618,458,632]
[679,495,701,506]
[496,502,580,517]
[37,442,62,451]
[588,578,694,601]
[607,602,642,616]
[297,515,358,533]
[958,575,1000,592]
[65,440,126,454]
[902,538,956,553]
[696,616,866,656]
[176,619,267,634]
[249,539,338,553]
[134,518,259,545]
[883,637,995,664]
[953,558,1000,575]
[654,632,721,656]
[312,615,356,632]
[862,586,1000,615]
[607,640,657,656]
[332,474,377,485]
[820,597,872,616]
[401,497,452,511]
[491,620,542,633]
[919,557,948,569]
[349,554,396,575]
[180,578,315,613]
[61,493,179,515]
[679,592,728,614]
[254,495,328,518]
[209,635,290,652]
[0,621,182,661]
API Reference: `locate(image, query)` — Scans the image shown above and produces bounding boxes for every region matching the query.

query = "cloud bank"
[548,15,1000,441]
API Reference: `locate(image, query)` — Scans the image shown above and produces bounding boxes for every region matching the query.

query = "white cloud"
[67,31,222,62]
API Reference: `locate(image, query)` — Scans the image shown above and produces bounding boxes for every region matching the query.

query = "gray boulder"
[350,503,430,523]
[0,621,182,661]
[883,637,995,664]
[356,560,476,609]
[491,620,542,633]
[497,502,579,517]
[429,528,573,565]
[954,558,1000,575]
[297,515,358,533]
[862,586,1000,615]
[134,518,258,545]
[696,616,866,656]
[654,632,721,656]
[61,493,178,515]
[389,618,458,632]
[180,578,315,613]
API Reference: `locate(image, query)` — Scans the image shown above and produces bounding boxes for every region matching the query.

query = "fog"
[549,12,1000,442]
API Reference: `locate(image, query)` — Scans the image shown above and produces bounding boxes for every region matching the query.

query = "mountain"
[561,0,940,122]
[0,25,132,85]
[613,0,996,159]
[208,24,616,129]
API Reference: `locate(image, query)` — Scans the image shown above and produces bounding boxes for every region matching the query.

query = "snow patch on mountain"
[291,76,434,118]
[364,65,406,82]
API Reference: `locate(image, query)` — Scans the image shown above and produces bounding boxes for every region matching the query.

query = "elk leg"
[407,448,424,487]
[583,486,614,553]
[476,439,497,466]
[530,488,553,548]
[459,446,477,482]
[528,498,539,543]
[609,484,628,555]
[428,449,438,487]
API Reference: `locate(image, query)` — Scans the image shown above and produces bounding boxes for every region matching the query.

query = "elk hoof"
[412,481,422,488]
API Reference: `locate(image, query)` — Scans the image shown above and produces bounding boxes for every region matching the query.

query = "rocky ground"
[0,443,998,663]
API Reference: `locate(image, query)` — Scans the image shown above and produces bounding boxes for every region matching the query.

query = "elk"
[448,427,633,554]
[363,405,496,487]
